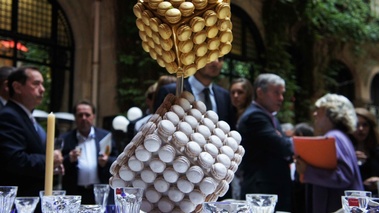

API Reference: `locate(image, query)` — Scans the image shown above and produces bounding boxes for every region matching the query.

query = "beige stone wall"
[58,0,118,127]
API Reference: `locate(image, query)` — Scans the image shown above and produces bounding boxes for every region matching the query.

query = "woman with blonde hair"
[296,93,363,213]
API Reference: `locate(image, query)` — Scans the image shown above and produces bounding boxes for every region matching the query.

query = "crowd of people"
[1,64,379,213]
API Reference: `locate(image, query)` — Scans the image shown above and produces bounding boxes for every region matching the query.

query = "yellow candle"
[44,112,55,196]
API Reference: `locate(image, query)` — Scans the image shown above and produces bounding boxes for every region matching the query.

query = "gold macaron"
[219,29,233,43]
[142,10,154,26]
[158,23,173,40]
[148,0,163,10]
[176,25,192,41]
[178,40,194,53]
[162,49,176,63]
[149,17,162,32]
[207,37,221,50]
[206,25,219,38]
[192,0,208,10]
[180,51,196,66]
[195,56,208,70]
[133,2,145,19]
[190,17,205,33]
[170,0,185,8]
[192,30,207,45]
[165,8,182,24]
[184,64,197,78]
[136,18,145,31]
[179,2,195,17]
[207,50,220,62]
[165,61,179,74]
[217,17,232,31]
[219,42,232,56]
[203,10,218,27]
[160,37,174,51]
[194,43,208,57]
[215,2,231,19]
[157,1,173,17]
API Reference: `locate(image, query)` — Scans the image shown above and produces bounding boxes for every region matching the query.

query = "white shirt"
[188,76,217,113]
[76,127,100,186]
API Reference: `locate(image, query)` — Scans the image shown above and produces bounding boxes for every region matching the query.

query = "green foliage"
[305,0,379,42]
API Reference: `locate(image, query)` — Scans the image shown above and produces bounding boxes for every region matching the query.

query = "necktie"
[203,88,212,111]
[31,117,46,144]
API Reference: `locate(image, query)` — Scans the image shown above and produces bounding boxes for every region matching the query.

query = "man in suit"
[60,100,118,204]
[0,66,16,110]
[237,73,294,211]
[154,58,234,127]
[0,66,63,200]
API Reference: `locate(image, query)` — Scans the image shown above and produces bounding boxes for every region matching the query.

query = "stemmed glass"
[93,184,110,213]
[14,197,39,213]
[54,138,65,175]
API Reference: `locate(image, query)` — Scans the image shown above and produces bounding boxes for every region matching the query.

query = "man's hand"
[98,154,109,167]
[69,147,81,163]
[295,156,307,174]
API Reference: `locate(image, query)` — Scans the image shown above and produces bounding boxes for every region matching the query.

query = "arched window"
[218,4,265,88]
[0,0,74,112]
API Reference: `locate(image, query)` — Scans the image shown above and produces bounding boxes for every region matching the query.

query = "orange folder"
[293,136,337,169]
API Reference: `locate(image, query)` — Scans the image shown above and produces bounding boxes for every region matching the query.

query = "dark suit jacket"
[237,103,294,211]
[60,128,118,195]
[154,79,235,128]
[0,101,46,197]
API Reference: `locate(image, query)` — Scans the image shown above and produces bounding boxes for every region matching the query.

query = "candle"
[44,112,55,196]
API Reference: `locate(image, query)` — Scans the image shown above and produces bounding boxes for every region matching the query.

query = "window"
[0,0,74,112]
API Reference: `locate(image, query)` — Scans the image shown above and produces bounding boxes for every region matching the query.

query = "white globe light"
[112,115,130,132]
[127,107,143,121]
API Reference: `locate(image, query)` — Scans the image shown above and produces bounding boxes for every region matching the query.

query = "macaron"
[214,180,229,196]
[207,25,219,38]
[173,155,191,173]
[194,43,208,57]
[163,111,180,126]
[201,117,215,132]
[199,177,217,195]
[233,153,243,165]
[160,37,174,51]
[183,115,199,129]
[133,2,145,19]
[193,30,207,45]
[217,17,232,31]
[180,51,196,65]
[157,1,173,17]
[141,121,157,136]
[189,189,206,205]
[215,2,231,19]
[148,0,163,10]
[177,177,194,193]
[228,130,242,144]
[119,165,135,182]
[178,40,194,54]
[187,108,202,121]
[185,141,202,158]
[142,10,153,26]
[163,167,179,183]
[183,64,198,78]
[165,61,179,74]
[207,37,221,50]
[109,176,127,189]
[185,165,204,183]
[144,133,162,152]
[180,90,195,104]
[192,0,208,10]
[220,29,233,43]
[110,161,120,175]
[158,23,173,40]
[175,97,191,112]
[128,156,144,172]
[210,162,228,180]
[224,137,239,152]
[141,200,154,213]
[198,151,215,169]
[172,131,189,149]
[176,25,192,42]
[158,144,176,163]
[229,161,238,172]
[204,143,219,158]
[208,134,223,148]
[136,18,145,31]
[141,168,157,183]
[149,158,166,173]
[154,177,170,193]
[158,197,175,212]
[132,178,148,190]
[149,17,162,32]
[216,153,231,169]
[179,2,195,17]
[196,124,212,139]
[203,10,218,26]
[170,0,185,7]
[191,132,207,147]
[170,104,186,119]
[216,121,230,134]
[224,169,235,183]
[157,119,176,139]
[179,199,196,213]
[168,187,185,202]
[213,127,226,141]
[165,8,182,24]
[219,42,232,56]
[207,50,220,62]
[220,145,235,159]
[135,144,152,162]
[177,121,193,137]
[190,17,205,33]
[237,145,245,156]
[145,187,162,203]
[192,100,207,114]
